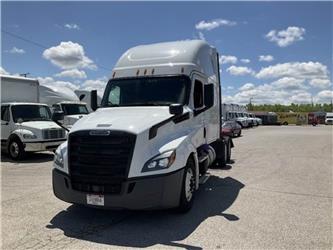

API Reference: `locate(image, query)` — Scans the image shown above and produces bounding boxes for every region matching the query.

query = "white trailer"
[52,40,233,212]
[1,75,66,160]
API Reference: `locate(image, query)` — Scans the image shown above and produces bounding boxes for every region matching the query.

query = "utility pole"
[249,97,253,111]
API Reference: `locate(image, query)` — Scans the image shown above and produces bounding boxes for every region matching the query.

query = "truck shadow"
[47,176,244,249]
[1,152,54,164]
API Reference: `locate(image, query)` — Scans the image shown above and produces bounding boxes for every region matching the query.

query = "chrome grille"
[42,129,66,139]
[68,130,136,194]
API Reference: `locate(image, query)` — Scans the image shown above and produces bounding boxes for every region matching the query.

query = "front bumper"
[24,139,66,152]
[325,120,333,125]
[52,168,184,210]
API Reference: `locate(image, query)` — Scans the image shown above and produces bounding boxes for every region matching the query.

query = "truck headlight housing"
[54,149,64,169]
[23,133,37,139]
[142,150,176,172]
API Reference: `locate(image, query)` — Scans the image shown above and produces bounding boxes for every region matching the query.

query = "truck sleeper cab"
[52,101,89,129]
[52,40,232,212]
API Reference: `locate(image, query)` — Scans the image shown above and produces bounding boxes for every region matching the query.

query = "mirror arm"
[54,121,69,132]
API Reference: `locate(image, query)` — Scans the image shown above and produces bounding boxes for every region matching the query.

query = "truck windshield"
[101,76,190,107]
[61,104,89,115]
[11,105,52,122]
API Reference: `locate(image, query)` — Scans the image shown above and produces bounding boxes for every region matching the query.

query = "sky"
[1,1,332,104]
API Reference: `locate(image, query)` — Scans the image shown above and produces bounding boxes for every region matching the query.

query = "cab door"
[1,105,12,144]
[191,75,206,147]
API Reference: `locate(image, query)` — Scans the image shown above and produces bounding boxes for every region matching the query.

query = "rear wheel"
[177,157,196,213]
[8,138,25,160]
[283,121,288,125]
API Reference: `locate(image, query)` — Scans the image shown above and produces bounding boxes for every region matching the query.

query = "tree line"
[248,103,333,113]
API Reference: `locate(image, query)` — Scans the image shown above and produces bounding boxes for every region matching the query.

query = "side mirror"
[169,104,183,116]
[91,90,98,111]
[52,111,64,121]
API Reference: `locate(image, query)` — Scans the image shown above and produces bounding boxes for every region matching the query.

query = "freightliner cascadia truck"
[52,40,233,212]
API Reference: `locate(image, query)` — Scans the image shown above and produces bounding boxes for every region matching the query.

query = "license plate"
[86,194,104,206]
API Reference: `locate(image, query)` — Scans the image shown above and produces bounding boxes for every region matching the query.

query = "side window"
[52,104,62,112]
[193,80,204,109]
[204,84,214,108]
[1,106,10,122]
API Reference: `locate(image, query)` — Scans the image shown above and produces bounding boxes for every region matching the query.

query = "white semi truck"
[39,85,90,129]
[1,75,66,160]
[222,103,249,128]
[52,40,233,212]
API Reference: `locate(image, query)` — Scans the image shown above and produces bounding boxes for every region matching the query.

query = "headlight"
[142,150,176,172]
[23,133,37,139]
[54,149,64,168]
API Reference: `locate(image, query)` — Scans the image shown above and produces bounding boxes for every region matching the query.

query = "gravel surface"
[1,125,332,249]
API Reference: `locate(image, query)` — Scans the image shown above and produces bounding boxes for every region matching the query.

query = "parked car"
[222,120,242,137]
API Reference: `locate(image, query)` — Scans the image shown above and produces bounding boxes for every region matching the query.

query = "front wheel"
[8,138,25,160]
[177,157,196,213]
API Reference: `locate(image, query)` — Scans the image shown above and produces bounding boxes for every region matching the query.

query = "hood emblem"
[89,130,111,136]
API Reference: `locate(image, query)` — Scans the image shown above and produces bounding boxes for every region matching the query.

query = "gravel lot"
[1,126,332,249]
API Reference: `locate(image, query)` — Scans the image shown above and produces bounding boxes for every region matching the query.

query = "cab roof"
[113,40,218,79]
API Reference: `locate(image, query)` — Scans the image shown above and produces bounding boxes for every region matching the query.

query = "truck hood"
[70,107,172,134]
[19,121,62,130]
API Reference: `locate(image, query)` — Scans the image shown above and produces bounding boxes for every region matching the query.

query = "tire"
[238,130,242,137]
[283,122,288,126]
[177,156,196,213]
[8,137,25,160]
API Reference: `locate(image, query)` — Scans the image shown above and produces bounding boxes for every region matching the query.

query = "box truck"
[52,40,233,212]
[1,75,66,160]
[39,85,90,129]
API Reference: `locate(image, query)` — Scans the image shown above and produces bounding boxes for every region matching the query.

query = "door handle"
[1,122,9,125]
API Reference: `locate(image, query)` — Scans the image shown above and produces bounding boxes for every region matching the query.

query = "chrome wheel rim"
[185,168,195,202]
[10,142,19,158]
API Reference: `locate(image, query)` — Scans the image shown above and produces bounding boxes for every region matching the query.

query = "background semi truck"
[39,85,90,129]
[52,40,233,212]
[1,75,66,160]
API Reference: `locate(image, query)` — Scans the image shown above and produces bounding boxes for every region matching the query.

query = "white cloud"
[64,23,80,30]
[43,41,96,70]
[227,86,234,90]
[309,79,331,89]
[55,69,87,79]
[6,47,25,54]
[259,55,274,62]
[219,55,238,64]
[289,91,312,104]
[239,83,255,91]
[314,90,333,103]
[81,77,108,97]
[227,66,255,76]
[198,32,206,41]
[240,59,250,64]
[271,77,307,90]
[37,76,79,90]
[195,19,236,31]
[265,26,306,47]
[0,67,9,75]
[256,61,329,80]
